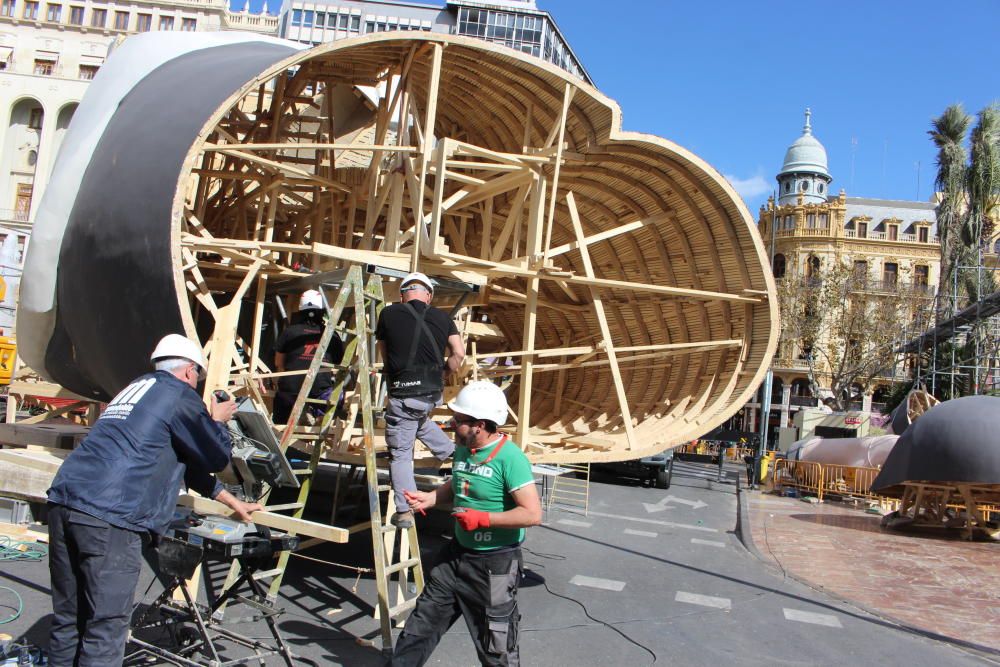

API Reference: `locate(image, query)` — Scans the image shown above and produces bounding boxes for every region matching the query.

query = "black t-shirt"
[375,301,458,379]
[274,312,344,394]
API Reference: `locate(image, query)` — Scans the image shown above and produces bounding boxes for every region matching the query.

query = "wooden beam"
[177,495,349,543]
[566,191,637,449]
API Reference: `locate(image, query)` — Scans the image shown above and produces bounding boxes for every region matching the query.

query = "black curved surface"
[872,395,1000,493]
[47,42,297,399]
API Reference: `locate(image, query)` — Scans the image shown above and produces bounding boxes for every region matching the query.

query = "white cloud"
[723,172,771,201]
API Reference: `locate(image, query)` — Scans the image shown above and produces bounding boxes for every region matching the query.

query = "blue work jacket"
[48,371,231,534]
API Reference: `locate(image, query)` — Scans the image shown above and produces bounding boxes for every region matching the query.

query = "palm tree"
[964,103,1000,301]
[964,104,1000,393]
[928,104,971,319]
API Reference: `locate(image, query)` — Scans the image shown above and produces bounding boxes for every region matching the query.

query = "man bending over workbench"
[45,334,260,667]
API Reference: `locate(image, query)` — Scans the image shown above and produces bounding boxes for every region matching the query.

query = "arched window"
[790,378,813,397]
[806,255,820,277]
[772,254,786,278]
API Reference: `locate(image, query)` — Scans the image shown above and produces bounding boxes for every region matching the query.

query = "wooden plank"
[177,495,349,543]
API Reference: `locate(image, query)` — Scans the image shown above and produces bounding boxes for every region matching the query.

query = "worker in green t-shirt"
[391,381,541,667]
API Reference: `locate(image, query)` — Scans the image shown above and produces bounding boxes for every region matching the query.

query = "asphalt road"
[1,461,994,666]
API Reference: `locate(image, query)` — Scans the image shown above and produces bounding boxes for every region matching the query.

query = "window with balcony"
[28,107,43,128]
[181,17,195,30]
[806,213,815,228]
[45,3,59,21]
[857,222,868,238]
[1,0,15,17]
[113,10,127,29]
[784,215,794,230]
[853,260,868,282]
[918,226,929,243]
[33,58,53,75]
[806,255,820,278]
[158,15,172,30]
[135,12,150,31]
[819,213,828,226]
[883,262,898,286]
[888,224,898,241]
[772,254,786,278]
[23,0,37,18]
[78,63,98,79]
[90,7,105,26]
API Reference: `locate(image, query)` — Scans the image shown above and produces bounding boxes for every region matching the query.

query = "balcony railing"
[0,208,30,223]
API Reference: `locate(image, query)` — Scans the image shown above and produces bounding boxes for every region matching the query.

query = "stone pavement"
[741,489,1000,655]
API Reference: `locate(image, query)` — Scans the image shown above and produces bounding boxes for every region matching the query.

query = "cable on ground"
[521,569,657,665]
[0,586,23,625]
[0,537,47,563]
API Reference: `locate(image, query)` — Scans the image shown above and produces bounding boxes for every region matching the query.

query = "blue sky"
[233,0,999,213]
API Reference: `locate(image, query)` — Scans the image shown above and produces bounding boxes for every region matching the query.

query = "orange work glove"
[452,508,491,531]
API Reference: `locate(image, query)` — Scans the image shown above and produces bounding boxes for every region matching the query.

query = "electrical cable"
[0,586,23,625]
[0,537,47,562]
[520,569,657,665]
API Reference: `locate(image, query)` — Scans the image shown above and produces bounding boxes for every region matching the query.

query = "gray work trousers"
[47,503,145,667]
[384,393,455,512]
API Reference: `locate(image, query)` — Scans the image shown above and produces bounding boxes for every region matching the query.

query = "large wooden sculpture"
[20,32,778,463]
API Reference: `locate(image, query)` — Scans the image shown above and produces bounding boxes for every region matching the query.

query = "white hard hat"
[299,289,323,310]
[401,272,434,293]
[150,334,206,370]
[447,380,508,425]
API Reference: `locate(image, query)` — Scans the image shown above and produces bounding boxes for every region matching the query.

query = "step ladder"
[246,264,426,655]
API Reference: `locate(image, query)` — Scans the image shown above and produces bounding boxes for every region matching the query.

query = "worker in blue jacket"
[46,334,261,667]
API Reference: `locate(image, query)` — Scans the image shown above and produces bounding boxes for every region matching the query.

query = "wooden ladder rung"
[384,558,421,575]
[387,598,417,619]
[252,568,283,580]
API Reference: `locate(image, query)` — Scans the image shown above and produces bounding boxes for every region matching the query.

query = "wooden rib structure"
[23,33,778,463]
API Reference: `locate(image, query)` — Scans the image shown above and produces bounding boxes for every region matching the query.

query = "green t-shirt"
[452,435,535,550]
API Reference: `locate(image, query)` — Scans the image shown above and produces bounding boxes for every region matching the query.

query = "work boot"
[390,511,414,528]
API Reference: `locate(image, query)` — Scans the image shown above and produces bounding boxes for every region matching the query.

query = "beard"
[455,429,476,449]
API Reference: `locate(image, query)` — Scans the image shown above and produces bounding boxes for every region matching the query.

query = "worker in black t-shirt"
[272,289,344,424]
[376,272,465,527]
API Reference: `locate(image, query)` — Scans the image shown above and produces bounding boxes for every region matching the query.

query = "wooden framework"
[171,33,777,464]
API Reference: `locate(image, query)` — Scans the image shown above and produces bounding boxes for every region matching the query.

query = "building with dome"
[742,109,942,440]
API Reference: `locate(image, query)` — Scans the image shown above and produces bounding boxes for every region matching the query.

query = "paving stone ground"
[743,490,1000,653]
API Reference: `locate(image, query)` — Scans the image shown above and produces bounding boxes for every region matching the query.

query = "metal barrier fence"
[770,459,825,499]
[819,464,882,502]
[770,462,998,521]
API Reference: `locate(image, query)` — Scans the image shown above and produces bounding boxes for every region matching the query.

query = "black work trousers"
[47,503,145,667]
[391,541,522,667]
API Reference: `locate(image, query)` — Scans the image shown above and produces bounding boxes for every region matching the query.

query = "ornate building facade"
[743,110,942,438]
[0,0,277,329]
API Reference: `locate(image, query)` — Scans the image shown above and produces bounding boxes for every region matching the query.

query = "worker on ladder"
[272,289,345,423]
[376,272,465,528]
[391,380,541,666]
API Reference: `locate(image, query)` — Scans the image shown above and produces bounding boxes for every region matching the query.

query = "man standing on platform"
[376,272,465,527]
[46,334,260,667]
[392,380,541,667]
